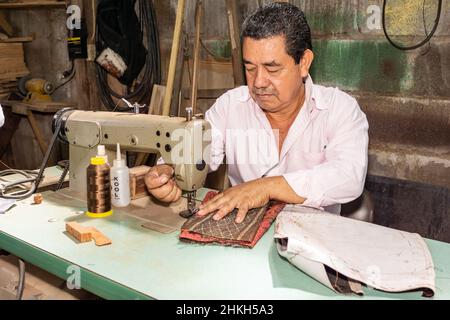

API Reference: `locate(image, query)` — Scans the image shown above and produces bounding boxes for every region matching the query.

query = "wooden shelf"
[0,1,67,9]
[0,36,33,42]
[0,100,77,114]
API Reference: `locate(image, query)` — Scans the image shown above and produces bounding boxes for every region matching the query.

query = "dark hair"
[241,2,312,64]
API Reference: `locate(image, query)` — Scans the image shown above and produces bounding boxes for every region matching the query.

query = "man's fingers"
[145,165,174,189]
[145,172,168,189]
[161,181,180,202]
[213,205,234,220]
[198,193,223,210]
[173,187,182,202]
[157,165,174,177]
[151,181,176,201]
[235,206,249,224]
[197,194,227,216]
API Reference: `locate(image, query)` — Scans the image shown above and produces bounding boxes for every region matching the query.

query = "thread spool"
[86,156,113,218]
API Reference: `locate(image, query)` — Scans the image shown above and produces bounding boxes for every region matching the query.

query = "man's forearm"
[263,176,306,204]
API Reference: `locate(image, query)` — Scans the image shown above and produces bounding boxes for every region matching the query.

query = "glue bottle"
[110,143,130,207]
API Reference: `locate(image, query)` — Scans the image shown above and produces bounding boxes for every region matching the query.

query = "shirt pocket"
[300,151,326,169]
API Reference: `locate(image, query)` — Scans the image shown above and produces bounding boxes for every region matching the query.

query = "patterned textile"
[179,191,285,248]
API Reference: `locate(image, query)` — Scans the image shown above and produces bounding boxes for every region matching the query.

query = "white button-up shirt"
[205,75,369,213]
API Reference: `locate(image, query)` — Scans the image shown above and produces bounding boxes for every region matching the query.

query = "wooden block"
[33,193,43,204]
[0,43,29,77]
[86,227,112,246]
[129,165,151,200]
[65,222,92,243]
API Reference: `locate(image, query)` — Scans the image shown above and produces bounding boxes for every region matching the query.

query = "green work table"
[0,189,449,300]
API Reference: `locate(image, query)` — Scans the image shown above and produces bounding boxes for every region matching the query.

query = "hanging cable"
[95,0,161,112]
[52,61,76,93]
[382,0,442,51]
[0,110,69,200]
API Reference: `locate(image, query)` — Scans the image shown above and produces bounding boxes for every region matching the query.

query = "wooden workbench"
[0,187,449,300]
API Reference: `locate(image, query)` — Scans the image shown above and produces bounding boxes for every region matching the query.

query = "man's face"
[243,35,310,113]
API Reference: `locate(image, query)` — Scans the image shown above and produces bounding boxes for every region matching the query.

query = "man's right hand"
[144,164,182,202]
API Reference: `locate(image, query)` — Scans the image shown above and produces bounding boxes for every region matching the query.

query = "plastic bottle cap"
[97,145,106,156]
[90,156,106,165]
[114,143,126,167]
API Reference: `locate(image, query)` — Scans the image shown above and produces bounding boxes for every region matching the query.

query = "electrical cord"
[0,118,63,200]
[96,0,161,112]
[382,0,442,50]
[0,169,38,194]
[52,61,76,93]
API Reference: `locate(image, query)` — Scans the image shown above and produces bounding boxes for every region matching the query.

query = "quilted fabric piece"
[179,191,285,248]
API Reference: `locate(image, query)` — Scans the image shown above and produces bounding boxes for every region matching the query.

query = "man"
[145,2,369,223]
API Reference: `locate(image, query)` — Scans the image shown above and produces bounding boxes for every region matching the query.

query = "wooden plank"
[65,222,111,246]
[0,100,77,113]
[0,42,25,55]
[26,109,48,155]
[0,36,34,43]
[169,30,186,117]
[225,0,245,86]
[86,227,112,246]
[0,12,13,36]
[0,1,67,9]
[162,0,185,116]
[189,0,203,115]
[0,60,28,75]
[148,84,166,116]
[0,42,29,77]
[0,71,29,81]
[65,222,92,243]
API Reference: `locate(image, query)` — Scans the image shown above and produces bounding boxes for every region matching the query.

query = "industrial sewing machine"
[52,108,211,215]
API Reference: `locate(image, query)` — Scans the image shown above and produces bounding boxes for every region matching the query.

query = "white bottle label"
[110,169,130,207]
[112,176,120,198]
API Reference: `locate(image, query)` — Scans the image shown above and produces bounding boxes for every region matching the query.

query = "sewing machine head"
[53,109,211,197]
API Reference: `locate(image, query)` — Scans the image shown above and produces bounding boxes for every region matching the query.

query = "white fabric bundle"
[274,206,435,297]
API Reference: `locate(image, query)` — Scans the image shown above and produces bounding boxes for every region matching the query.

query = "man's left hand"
[196,178,271,224]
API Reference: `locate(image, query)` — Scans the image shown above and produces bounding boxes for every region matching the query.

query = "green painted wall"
[310,39,410,93]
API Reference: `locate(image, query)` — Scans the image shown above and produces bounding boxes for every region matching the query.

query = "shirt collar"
[238,86,251,102]
[307,75,328,111]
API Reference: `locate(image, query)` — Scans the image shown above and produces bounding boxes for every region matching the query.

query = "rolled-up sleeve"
[283,99,369,208]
